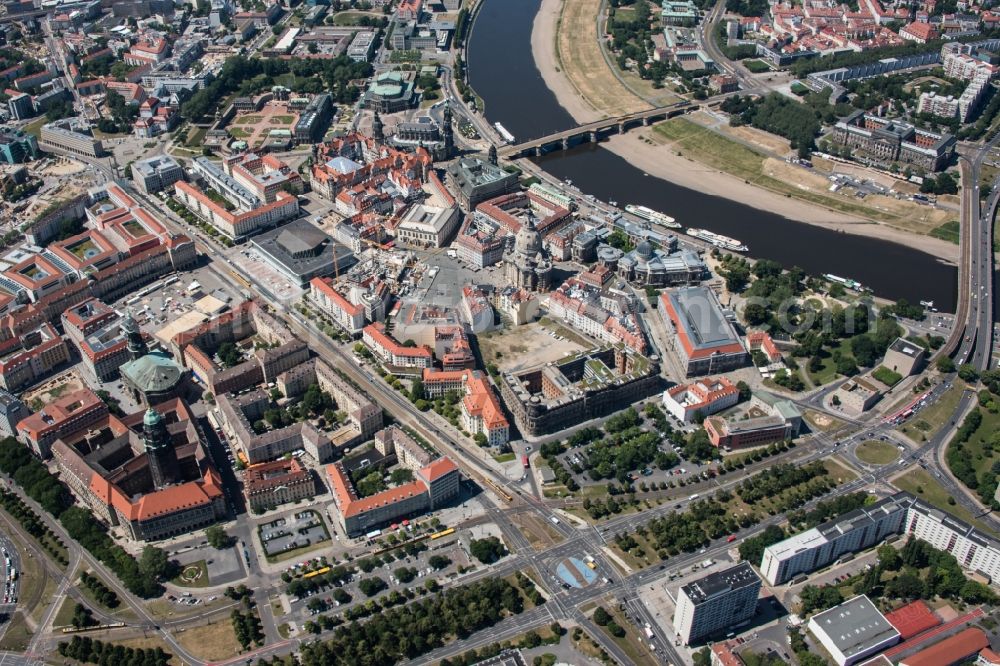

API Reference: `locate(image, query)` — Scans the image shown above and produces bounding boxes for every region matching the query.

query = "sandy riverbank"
[529,0,960,263]
[531,0,605,124]
[601,132,960,263]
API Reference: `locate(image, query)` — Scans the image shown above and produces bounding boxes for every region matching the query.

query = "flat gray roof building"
[807,595,900,666]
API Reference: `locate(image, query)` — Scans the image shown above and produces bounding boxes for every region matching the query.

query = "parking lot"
[260,510,330,558]
[172,541,247,587]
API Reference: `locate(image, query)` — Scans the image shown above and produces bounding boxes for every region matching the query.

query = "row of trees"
[736,461,827,504]
[57,637,170,666]
[0,491,69,566]
[80,571,120,609]
[0,437,171,597]
[945,408,999,507]
[297,578,527,665]
[231,606,265,650]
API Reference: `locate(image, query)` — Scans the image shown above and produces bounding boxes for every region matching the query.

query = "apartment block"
[672,561,761,645]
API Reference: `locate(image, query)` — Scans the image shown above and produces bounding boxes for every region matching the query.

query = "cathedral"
[505,223,553,292]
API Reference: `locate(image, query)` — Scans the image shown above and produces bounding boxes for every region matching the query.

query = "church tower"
[143,408,178,489]
[442,102,454,158]
[121,310,148,362]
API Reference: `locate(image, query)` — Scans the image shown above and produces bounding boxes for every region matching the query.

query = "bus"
[522,455,529,469]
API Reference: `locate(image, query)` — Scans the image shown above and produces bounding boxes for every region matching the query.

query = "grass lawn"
[0,612,32,651]
[228,127,252,138]
[53,596,79,628]
[892,467,995,535]
[175,620,244,662]
[822,457,858,483]
[897,383,966,440]
[278,622,292,638]
[945,405,1000,499]
[185,127,207,148]
[930,220,960,245]
[331,10,379,25]
[872,366,903,387]
[807,338,855,387]
[744,59,771,73]
[23,116,48,139]
[651,118,938,227]
[855,440,900,465]
[597,607,659,666]
[172,559,210,588]
[493,452,516,463]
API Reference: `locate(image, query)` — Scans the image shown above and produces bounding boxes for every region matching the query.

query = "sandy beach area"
[531,0,605,124]
[601,132,960,262]
[528,0,960,264]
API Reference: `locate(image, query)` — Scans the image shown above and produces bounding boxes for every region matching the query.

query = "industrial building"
[807,596,900,666]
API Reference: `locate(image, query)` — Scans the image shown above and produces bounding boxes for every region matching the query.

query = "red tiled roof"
[901,628,989,666]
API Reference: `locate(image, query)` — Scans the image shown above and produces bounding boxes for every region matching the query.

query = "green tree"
[205,525,232,549]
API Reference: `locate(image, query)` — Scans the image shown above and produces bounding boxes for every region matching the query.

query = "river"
[466,0,967,312]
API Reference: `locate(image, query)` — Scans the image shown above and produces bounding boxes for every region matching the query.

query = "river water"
[466,0,965,312]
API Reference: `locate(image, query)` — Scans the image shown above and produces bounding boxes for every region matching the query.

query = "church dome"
[514,225,542,257]
[636,240,654,261]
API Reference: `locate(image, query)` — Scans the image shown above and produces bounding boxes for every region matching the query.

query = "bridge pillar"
[642,117,650,126]
[618,122,626,133]
[590,131,598,142]
[562,137,570,150]
[535,146,542,157]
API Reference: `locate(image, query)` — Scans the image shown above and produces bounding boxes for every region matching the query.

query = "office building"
[0,389,28,438]
[705,391,802,449]
[672,561,761,645]
[17,388,108,459]
[363,322,433,370]
[244,458,315,512]
[51,399,226,541]
[833,111,955,172]
[446,155,519,209]
[663,377,740,425]
[395,202,460,247]
[309,277,366,336]
[500,345,660,436]
[0,128,39,164]
[423,368,509,447]
[659,287,749,377]
[807,596,900,666]
[882,338,925,377]
[7,93,34,121]
[347,31,376,61]
[39,119,105,158]
[326,444,459,536]
[173,181,299,242]
[132,155,184,195]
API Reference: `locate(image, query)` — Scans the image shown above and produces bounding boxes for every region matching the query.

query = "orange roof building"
[423,368,509,447]
[900,628,989,666]
[51,398,226,541]
[659,287,749,377]
[325,427,459,536]
[663,376,741,425]
[362,322,433,370]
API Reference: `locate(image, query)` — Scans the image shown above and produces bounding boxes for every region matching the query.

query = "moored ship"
[686,228,748,252]
[625,204,681,229]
